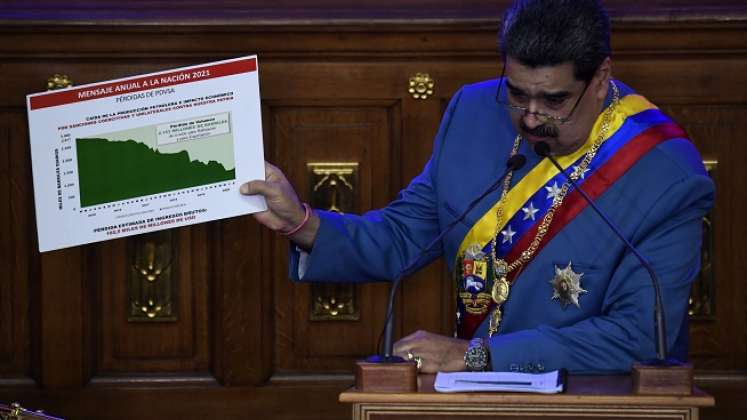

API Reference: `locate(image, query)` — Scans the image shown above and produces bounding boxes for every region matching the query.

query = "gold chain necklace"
[487,81,620,336]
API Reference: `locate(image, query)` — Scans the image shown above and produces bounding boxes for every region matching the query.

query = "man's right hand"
[240,162,320,250]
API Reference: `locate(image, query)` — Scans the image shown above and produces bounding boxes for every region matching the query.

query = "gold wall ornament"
[689,159,717,319]
[408,73,435,100]
[46,74,73,90]
[307,162,358,214]
[128,231,178,322]
[311,284,359,321]
[307,162,360,321]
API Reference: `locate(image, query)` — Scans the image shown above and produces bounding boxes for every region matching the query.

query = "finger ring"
[413,355,423,371]
[406,351,423,370]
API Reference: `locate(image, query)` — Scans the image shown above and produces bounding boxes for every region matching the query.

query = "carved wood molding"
[2,0,747,23]
[0,20,745,60]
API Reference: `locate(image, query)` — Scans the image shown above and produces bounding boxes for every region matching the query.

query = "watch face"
[465,346,489,371]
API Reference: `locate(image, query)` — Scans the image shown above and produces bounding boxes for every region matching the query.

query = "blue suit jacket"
[290,79,714,374]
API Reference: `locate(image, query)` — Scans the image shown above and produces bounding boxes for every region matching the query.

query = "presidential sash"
[455,92,689,339]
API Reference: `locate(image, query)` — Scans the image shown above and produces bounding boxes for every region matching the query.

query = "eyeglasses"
[495,65,590,125]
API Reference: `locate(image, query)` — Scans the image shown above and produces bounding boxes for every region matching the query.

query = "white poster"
[26,55,266,252]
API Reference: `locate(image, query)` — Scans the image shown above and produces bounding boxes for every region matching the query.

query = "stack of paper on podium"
[434,370,566,394]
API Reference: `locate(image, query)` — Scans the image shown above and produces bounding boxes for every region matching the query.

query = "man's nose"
[521,111,544,129]
[520,99,545,129]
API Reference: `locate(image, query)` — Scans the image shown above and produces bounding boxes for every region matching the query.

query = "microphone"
[368,153,527,363]
[533,141,670,363]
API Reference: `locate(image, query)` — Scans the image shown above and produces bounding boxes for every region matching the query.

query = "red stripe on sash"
[504,122,687,277]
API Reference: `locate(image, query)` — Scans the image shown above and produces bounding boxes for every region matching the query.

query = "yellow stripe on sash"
[456,93,656,258]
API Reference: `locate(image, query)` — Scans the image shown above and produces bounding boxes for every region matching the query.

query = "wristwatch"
[464,337,491,371]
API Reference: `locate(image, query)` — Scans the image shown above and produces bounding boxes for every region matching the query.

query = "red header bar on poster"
[29,58,257,110]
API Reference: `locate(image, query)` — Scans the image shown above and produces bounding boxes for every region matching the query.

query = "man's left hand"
[393,330,469,373]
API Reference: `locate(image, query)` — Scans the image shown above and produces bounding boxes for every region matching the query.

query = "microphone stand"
[535,142,693,395]
[356,154,526,391]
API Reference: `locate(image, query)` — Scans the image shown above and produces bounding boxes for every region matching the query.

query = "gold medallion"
[491,277,510,305]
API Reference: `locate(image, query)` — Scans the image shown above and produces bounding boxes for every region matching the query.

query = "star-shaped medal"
[550,261,588,309]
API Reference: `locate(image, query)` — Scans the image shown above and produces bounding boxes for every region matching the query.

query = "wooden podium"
[339,374,714,420]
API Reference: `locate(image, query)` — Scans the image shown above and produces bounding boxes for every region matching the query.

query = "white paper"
[26,55,266,252]
[434,370,564,394]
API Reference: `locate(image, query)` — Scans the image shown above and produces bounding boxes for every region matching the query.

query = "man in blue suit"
[241,0,714,374]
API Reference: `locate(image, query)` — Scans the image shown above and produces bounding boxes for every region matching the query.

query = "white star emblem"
[545,181,562,202]
[501,225,517,244]
[521,202,539,221]
[572,165,589,180]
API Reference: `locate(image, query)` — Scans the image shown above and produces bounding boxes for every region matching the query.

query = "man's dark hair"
[500,0,611,81]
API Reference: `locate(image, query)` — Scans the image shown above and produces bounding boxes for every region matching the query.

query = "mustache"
[520,121,559,139]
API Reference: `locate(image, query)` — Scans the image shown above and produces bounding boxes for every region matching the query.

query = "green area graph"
[76,138,235,207]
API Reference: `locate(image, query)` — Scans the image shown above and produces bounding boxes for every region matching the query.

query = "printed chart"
[27,56,266,252]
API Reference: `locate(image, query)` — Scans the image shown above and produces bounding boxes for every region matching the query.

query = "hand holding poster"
[26,56,266,252]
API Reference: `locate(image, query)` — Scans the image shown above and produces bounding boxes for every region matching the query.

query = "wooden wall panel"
[0,116,13,368]
[398,97,454,339]
[612,59,747,105]
[270,104,398,371]
[39,248,85,387]
[213,216,271,386]
[0,112,34,382]
[660,105,747,370]
[95,228,210,374]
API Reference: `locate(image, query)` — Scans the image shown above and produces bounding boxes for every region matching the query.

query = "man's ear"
[594,57,612,100]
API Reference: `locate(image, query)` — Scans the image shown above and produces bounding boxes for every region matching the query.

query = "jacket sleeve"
[288,88,464,282]
[485,169,714,374]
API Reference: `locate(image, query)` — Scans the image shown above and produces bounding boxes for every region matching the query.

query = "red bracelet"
[280,203,311,236]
